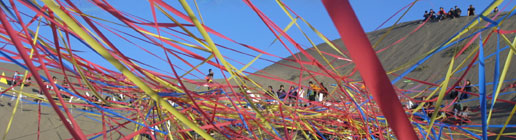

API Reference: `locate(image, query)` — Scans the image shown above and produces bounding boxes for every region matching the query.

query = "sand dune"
[0,13,515,139]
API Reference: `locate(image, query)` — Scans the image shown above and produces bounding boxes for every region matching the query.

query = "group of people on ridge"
[204,69,331,107]
[423,5,480,22]
[265,81,329,106]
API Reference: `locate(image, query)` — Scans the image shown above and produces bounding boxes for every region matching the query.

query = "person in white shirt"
[406,100,414,109]
[248,88,259,103]
[297,87,305,106]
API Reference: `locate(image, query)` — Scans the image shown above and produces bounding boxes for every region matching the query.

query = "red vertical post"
[322,1,418,139]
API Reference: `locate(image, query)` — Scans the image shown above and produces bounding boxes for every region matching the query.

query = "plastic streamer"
[0,0,514,139]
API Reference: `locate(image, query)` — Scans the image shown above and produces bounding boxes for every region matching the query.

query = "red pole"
[322,1,418,139]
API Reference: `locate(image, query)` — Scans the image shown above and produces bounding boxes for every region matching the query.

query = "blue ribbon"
[478,34,487,140]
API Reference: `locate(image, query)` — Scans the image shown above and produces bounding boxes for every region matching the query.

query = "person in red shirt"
[437,7,446,20]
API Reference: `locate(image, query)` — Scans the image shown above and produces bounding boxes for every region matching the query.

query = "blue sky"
[2,0,515,80]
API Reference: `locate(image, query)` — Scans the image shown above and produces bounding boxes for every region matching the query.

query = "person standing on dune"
[52,76,58,85]
[276,85,286,100]
[24,77,32,87]
[205,69,214,90]
[11,71,20,86]
[429,9,437,21]
[318,82,328,102]
[266,85,274,97]
[306,81,315,106]
[437,7,446,20]
[448,8,455,19]
[467,5,475,16]
[454,6,462,17]
[423,11,429,21]
[308,81,319,103]
[286,86,297,106]
[297,87,305,106]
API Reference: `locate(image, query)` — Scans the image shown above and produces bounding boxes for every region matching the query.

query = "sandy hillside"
[0,13,515,139]
[246,13,516,139]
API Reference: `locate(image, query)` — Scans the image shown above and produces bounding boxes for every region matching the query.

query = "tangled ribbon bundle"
[0,0,515,139]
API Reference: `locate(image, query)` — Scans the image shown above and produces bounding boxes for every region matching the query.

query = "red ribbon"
[322,1,418,139]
